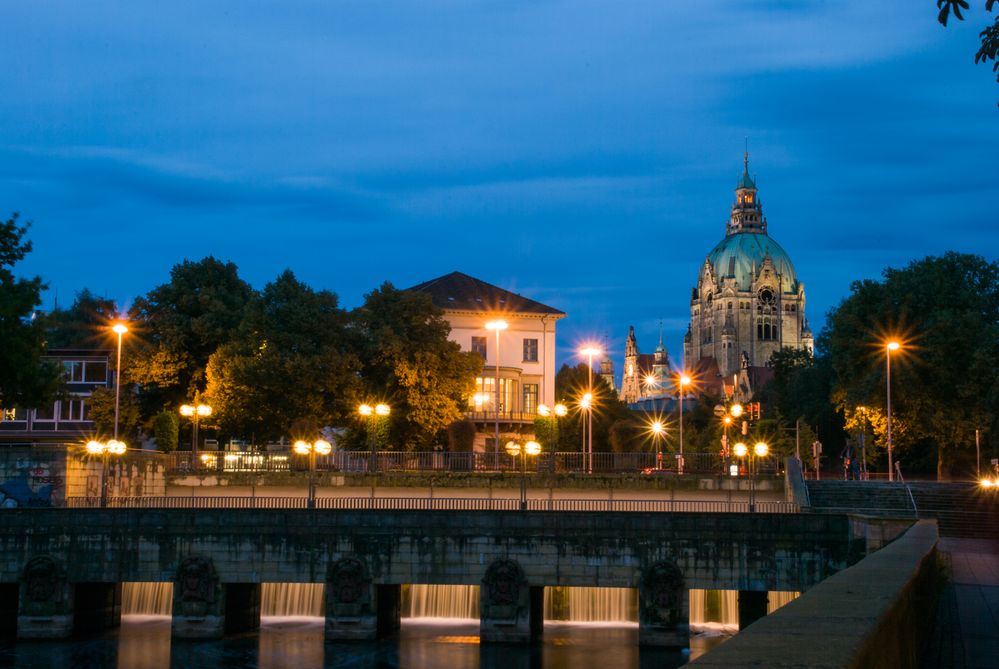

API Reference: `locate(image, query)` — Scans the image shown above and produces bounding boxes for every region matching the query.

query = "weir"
[0,508,849,646]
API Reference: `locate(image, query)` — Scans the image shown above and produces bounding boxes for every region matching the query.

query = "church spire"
[728,151,766,236]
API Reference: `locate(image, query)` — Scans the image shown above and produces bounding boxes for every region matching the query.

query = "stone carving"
[326,557,371,604]
[22,555,64,604]
[642,560,685,626]
[175,555,219,612]
[482,558,527,607]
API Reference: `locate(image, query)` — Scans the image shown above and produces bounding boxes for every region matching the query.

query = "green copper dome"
[705,231,799,294]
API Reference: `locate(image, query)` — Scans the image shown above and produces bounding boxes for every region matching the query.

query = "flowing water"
[56,583,799,669]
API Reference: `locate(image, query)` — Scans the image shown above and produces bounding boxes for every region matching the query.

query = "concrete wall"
[684,519,939,668]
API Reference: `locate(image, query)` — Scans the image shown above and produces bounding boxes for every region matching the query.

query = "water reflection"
[0,617,722,669]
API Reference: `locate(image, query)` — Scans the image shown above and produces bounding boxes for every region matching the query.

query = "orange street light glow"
[554,403,568,417]
[485,320,508,331]
[733,442,748,458]
[112,323,128,335]
[887,341,901,351]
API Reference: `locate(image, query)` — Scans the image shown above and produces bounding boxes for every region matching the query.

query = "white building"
[408,272,566,450]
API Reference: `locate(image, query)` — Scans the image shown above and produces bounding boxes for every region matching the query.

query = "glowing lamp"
[554,404,568,417]
[375,403,390,416]
[730,403,743,418]
[358,404,373,416]
[524,441,541,456]
[505,441,521,457]
[754,442,769,457]
[733,442,748,458]
[314,439,332,456]
[112,323,128,335]
[293,440,311,455]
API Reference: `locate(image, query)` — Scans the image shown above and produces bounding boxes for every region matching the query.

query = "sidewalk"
[922,538,999,668]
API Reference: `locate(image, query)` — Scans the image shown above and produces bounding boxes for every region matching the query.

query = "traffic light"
[751,402,761,421]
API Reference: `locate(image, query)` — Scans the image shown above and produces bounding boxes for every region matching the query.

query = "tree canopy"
[0,213,62,410]
[820,252,999,476]
[936,1,999,103]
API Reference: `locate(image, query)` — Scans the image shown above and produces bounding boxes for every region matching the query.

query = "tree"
[352,283,482,450]
[205,270,360,443]
[553,363,636,453]
[128,257,254,419]
[0,213,62,410]
[936,1,999,103]
[48,289,120,349]
[821,252,999,477]
[87,386,142,443]
[152,409,179,452]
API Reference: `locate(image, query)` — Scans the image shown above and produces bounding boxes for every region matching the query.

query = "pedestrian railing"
[163,450,781,476]
[63,496,798,513]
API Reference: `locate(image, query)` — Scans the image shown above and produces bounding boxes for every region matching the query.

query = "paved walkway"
[922,538,999,668]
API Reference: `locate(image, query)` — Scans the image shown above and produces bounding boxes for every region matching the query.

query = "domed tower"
[684,154,809,378]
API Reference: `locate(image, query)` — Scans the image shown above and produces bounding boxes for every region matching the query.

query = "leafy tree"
[87,385,142,443]
[205,270,360,443]
[553,363,636,453]
[352,283,481,450]
[152,409,179,452]
[128,257,254,418]
[936,2,999,98]
[0,213,62,410]
[48,289,120,349]
[821,252,999,477]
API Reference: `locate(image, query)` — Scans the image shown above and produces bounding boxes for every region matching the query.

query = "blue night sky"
[4,1,997,370]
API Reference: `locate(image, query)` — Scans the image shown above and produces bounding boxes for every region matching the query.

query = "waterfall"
[688,589,738,628]
[402,585,479,619]
[767,590,800,614]
[122,583,173,616]
[543,587,637,622]
[261,583,324,617]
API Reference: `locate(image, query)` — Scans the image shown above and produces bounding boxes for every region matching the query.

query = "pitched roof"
[407,271,566,316]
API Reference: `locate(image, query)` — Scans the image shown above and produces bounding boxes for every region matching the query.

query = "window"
[34,403,56,421]
[59,399,86,422]
[63,361,83,383]
[523,338,538,362]
[475,377,514,412]
[523,384,538,414]
[471,336,487,359]
[84,362,107,383]
[2,407,26,422]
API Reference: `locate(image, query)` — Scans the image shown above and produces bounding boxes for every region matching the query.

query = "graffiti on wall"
[0,458,65,508]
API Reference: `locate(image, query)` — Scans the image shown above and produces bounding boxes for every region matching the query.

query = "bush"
[447,419,476,452]
[153,410,179,452]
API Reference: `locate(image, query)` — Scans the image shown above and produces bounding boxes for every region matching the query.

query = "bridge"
[0,506,852,646]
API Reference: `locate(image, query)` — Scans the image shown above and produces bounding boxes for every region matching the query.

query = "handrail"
[62,496,799,513]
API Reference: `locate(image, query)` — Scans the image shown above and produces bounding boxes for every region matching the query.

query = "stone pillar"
[0,583,18,638]
[325,556,380,641]
[638,560,689,647]
[223,583,261,634]
[17,555,73,639]
[73,583,122,633]
[172,556,224,639]
[738,590,768,630]
[479,558,538,643]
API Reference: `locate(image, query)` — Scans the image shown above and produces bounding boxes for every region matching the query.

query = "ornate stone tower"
[683,154,809,378]
[620,326,641,403]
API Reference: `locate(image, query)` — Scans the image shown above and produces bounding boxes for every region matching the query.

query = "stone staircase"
[804,481,999,539]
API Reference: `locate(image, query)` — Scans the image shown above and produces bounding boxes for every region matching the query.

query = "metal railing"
[63,496,799,513]
[164,450,781,476]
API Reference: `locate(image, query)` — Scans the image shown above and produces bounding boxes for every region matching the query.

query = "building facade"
[621,155,812,405]
[408,272,566,450]
[683,155,813,381]
[0,349,111,444]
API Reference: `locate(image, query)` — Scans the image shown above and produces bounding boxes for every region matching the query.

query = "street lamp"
[650,419,666,470]
[885,341,901,481]
[505,439,541,510]
[359,403,391,472]
[750,441,769,512]
[111,322,128,441]
[579,346,601,474]
[86,439,127,508]
[180,403,212,463]
[485,320,509,464]
[856,406,869,481]
[293,438,332,509]
[580,392,593,472]
[677,373,692,474]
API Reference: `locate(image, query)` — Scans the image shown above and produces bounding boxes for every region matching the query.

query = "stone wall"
[684,519,939,668]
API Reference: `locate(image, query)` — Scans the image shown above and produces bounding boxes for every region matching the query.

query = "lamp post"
[724,403,742,470]
[579,392,592,472]
[856,406,869,481]
[180,403,212,464]
[579,346,601,474]
[677,374,692,474]
[885,341,901,482]
[537,403,567,473]
[293,438,332,509]
[751,441,769,512]
[111,323,128,441]
[505,439,541,510]
[359,403,391,473]
[650,420,665,470]
[86,439,127,508]
[485,320,509,465]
